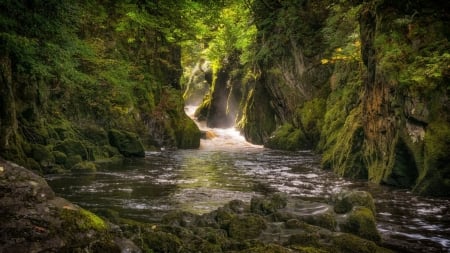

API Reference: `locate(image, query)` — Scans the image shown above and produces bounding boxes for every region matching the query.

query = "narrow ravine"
[46,106,450,253]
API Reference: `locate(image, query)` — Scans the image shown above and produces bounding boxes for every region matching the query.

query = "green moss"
[238,83,277,145]
[108,129,145,157]
[341,207,380,242]
[72,161,97,172]
[414,120,450,196]
[194,93,211,121]
[54,139,88,160]
[321,106,367,179]
[332,233,382,253]
[303,211,337,231]
[290,246,328,253]
[60,208,107,232]
[30,144,54,167]
[79,124,109,145]
[65,155,83,169]
[52,151,67,165]
[295,98,327,148]
[228,214,267,240]
[265,123,306,151]
[334,191,376,215]
[250,193,288,215]
[143,231,182,253]
[240,244,292,253]
[176,115,201,149]
[287,232,320,247]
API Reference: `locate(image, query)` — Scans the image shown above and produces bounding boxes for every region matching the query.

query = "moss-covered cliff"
[243,0,449,196]
[0,1,200,173]
[196,0,449,196]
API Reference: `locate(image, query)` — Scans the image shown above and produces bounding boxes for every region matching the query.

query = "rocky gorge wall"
[0,1,200,174]
[199,0,449,196]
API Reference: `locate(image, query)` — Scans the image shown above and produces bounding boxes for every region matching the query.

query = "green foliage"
[202,1,257,69]
[322,3,362,60]
[375,14,450,95]
[0,0,204,170]
[252,0,330,64]
[265,123,306,151]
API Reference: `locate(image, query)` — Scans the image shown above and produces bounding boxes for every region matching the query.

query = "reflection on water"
[46,115,450,253]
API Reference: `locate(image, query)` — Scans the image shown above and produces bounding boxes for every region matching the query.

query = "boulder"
[0,158,138,252]
[340,207,381,242]
[228,214,267,240]
[333,190,376,214]
[108,129,145,157]
[250,193,288,215]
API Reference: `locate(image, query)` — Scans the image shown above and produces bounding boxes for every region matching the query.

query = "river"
[46,107,450,253]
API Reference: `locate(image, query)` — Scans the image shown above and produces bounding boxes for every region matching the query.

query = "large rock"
[0,158,139,253]
[108,129,145,157]
[333,190,376,214]
[340,207,381,242]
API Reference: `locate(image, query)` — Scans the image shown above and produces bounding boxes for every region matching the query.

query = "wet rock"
[333,190,376,214]
[201,130,217,139]
[0,158,138,253]
[161,210,199,227]
[331,233,393,253]
[251,193,288,215]
[340,206,381,242]
[228,214,267,240]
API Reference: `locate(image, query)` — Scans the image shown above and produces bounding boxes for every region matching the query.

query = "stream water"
[46,107,450,253]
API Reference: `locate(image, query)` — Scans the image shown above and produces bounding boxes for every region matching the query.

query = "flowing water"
[46,107,450,253]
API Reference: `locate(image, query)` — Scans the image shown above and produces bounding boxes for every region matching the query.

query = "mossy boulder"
[265,123,307,151]
[30,144,54,167]
[332,233,392,253]
[333,190,376,214]
[52,151,67,165]
[228,214,267,240]
[301,211,337,231]
[143,231,183,253]
[250,193,288,215]
[176,116,201,149]
[65,155,83,169]
[54,139,88,160]
[108,129,145,157]
[161,210,199,227]
[341,207,381,242]
[79,124,109,145]
[0,158,134,252]
[60,208,107,233]
[71,161,97,172]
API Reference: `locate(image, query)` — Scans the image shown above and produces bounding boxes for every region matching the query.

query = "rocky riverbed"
[0,157,396,253]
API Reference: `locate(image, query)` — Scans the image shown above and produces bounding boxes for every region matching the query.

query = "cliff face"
[0,1,200,173]
[359,0,450,195]
[223,0,449,196]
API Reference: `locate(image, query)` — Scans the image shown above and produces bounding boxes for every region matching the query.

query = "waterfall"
[185,105,261,150]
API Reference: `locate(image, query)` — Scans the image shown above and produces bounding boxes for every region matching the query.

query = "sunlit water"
[46,106,450,253]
